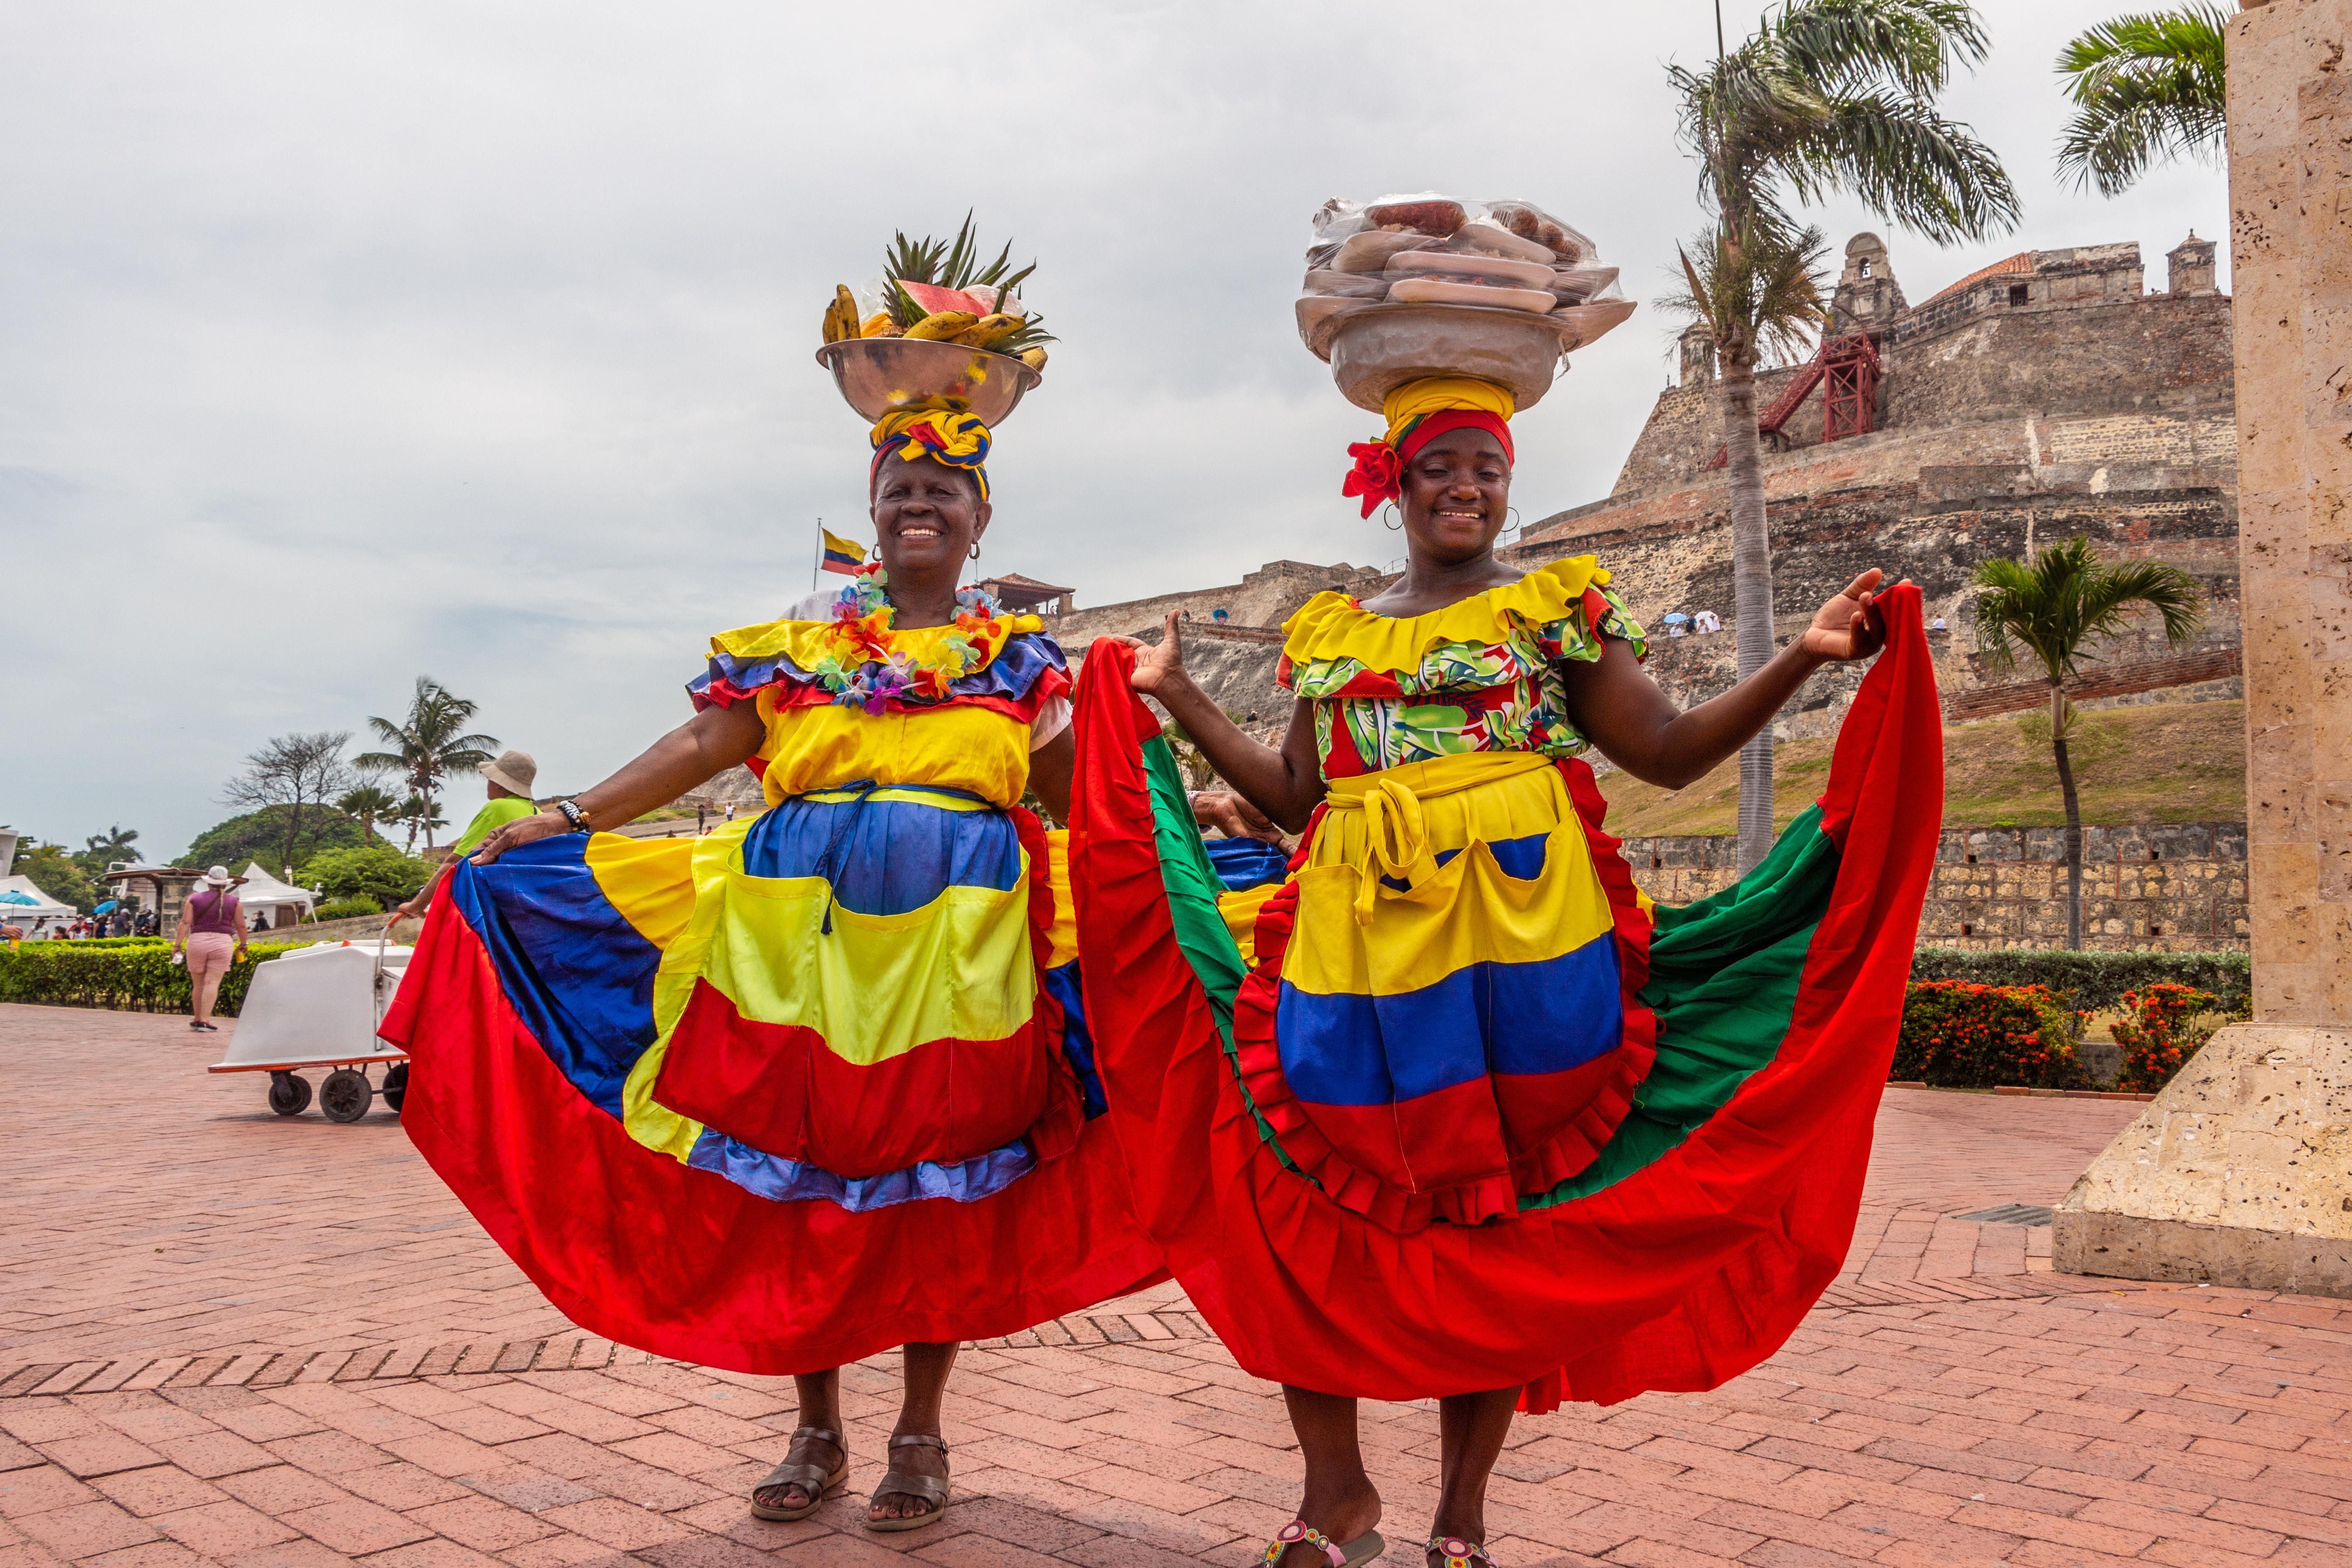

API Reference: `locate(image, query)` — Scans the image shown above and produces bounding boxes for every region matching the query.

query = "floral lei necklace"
[814,564,1011,714]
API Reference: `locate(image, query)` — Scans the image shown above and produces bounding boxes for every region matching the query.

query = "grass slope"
[1599,700,2244,838]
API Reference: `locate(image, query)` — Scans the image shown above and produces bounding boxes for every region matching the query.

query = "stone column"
[2054,0,2352,1296]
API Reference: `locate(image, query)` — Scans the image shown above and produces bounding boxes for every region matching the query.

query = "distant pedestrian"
[173,867,249,1033]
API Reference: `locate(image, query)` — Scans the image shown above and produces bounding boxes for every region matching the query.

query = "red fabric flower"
[1341,441,1403,518]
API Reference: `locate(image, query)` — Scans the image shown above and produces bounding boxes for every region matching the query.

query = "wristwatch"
[555,799,593,832]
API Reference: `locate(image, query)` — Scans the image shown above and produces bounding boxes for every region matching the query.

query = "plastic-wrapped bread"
[1305,268,1396,299]
[1332,230,1440,274]
[1384,276,1556,313]
[1546,265,1621,305]
[1363,197,1466,235]
[1485,201,1593,263]
[1387,251,1557,289]
[1446,222,1556,265]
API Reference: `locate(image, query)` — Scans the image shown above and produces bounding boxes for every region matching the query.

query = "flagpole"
[812,518,822,592]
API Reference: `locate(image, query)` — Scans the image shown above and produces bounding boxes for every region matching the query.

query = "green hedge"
[0,939,299,1015]
[1910,948,2250,1015]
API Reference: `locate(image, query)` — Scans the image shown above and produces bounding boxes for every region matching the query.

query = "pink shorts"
[184,931,236,980]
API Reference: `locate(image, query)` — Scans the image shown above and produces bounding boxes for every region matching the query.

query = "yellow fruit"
[832,286,862,343]
[903,311,978,342]
[1020,346,1049,370]
[860,311,901,338]
[950,313,1025,347]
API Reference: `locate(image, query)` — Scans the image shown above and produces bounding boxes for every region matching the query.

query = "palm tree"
[355,677,497,852]
[335,784,401,846]
[387,794,447,854]
[1669,0,2020,871]
[81,824,139,868]
[1973,537,2204,949]
[2056,5,2227,196]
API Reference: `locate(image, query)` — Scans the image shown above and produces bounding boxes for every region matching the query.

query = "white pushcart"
[207,939,413,1122]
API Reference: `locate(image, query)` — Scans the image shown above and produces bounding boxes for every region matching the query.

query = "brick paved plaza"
[3,1004,2348,1568]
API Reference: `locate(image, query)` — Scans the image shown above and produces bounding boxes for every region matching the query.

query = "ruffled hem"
[691,630,1069,716]
[1223,761,1659,1234]
[1280,556,1612,674]
[710,608,1044,668]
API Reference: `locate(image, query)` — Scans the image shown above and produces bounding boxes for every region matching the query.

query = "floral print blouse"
[1275,558,1646,782]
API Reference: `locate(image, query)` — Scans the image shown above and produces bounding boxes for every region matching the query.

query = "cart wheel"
[382,1063,408,1115]
[320,1068,373,1124]
[268,1072,312,1117]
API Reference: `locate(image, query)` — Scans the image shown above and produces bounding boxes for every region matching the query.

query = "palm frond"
[1671,0,2019,255]
[1786,91,2021,244]
[1659,223,1830,366]
[1776,0,1992,98]
[2054,5,2228,196]
[1972,536,2205,684]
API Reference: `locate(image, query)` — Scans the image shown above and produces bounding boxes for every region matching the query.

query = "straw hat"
[478,750,538,798]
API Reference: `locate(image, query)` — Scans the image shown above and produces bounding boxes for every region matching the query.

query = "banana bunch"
[901,311,1029,347]
[819,285,862,345]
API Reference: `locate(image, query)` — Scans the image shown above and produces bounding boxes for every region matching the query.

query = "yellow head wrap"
[869,407,992,499]
[1343,377,1518,518]
[1380,377,1516,445]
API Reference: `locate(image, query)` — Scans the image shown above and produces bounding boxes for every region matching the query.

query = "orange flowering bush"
[1893,980,2087,1089]
[2109,982,2220,1094]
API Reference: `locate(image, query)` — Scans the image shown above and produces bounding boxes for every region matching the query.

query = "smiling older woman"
[1066,376,1944,1568]
[381,411,1161,1534]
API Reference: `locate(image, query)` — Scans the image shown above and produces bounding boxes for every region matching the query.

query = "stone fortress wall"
[1524,231,2242,740]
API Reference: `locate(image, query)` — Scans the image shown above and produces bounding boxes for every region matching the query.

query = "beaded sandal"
[749,1425,847,1521]
[864,1433,950,1532]
[1425,1537,1494,1568]
[1261,1519,1387,1568]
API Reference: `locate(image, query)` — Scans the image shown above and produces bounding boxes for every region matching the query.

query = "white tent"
[0,875,77,928]
[233,863,318,931]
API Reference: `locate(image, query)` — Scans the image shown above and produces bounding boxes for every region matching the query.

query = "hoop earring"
[1507,507,1521,529]
[1381,503,1403,532]
[968,540,982,561]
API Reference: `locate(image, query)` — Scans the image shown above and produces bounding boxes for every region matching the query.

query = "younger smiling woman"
[1068,376,1942,1568]
[382,408,1161,1534]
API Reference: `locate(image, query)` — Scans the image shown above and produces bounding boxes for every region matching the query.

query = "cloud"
[1,0,2232,857]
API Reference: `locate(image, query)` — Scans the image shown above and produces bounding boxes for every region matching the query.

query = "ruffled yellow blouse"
[1276,556,1646,780]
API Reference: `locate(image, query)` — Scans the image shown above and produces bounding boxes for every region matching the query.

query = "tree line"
[12,675,500,915]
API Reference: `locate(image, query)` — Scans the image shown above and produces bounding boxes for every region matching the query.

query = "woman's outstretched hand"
[1799,568,1897,662]
[1117,610,1190,696]
[471,810,571,866]
[1193,788,1288,847]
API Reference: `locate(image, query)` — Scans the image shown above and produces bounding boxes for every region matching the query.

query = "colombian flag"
[820,527,866,575]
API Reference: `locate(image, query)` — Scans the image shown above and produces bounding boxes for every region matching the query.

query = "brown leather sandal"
[750,1425,847,1521]
[864,1432,950,1532]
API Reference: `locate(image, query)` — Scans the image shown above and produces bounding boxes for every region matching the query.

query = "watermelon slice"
[897,279,991,317]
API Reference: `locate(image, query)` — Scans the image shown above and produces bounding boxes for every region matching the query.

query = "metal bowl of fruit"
[815,338,1044,426]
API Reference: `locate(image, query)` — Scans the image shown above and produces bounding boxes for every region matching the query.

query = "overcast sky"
[1,1,2230,862]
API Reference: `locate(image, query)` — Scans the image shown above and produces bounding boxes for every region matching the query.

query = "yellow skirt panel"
[755,696,1031,809]
[1287,754,1616,999]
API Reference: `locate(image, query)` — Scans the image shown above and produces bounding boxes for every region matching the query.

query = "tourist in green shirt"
[387,750,539,930]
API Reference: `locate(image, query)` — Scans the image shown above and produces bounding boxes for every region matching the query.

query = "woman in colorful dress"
[382,408,1164,1530]
[1066,376,1943,1568]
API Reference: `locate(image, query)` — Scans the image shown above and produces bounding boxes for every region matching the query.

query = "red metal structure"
[1704,332,1882,468]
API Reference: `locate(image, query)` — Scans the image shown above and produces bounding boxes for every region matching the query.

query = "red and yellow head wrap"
[1340,377,1516,518]
[870,407,992,500]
